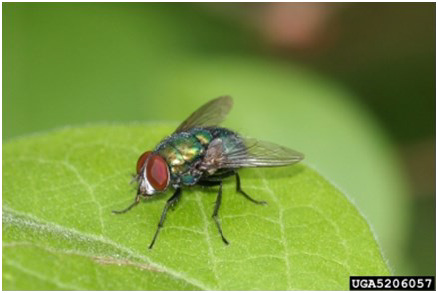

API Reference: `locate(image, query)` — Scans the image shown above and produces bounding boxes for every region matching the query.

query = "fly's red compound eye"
[136,151,152,174]
[146,154,169,191]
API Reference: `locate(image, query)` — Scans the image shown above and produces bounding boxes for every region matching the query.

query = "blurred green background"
[3,3,435,276]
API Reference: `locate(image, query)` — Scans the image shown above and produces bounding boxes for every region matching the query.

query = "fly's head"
[135,151,170,197]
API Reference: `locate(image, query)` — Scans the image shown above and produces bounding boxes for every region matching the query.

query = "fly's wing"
[222,137,304,168]
[202,137,303,172]
[174,96,233,133]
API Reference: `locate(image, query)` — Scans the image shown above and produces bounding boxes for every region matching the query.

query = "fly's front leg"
[235,172,267,205]
[112,189,141,214]
[149,188,182,249]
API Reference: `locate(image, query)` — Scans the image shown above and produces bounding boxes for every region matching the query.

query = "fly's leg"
[235,172,267,205]
[212,181,229,245]
[149,188,182,249]
[112,192,141,214]
[198,180,229,245]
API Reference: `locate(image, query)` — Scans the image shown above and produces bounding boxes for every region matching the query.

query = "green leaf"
[3,124,390,290]
[4,4,411,273]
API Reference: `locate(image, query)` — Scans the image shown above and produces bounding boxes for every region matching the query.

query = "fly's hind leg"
[235,172,267,205]
[198,180,229,245]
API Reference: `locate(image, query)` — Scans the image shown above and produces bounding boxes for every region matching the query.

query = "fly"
[113,96,304,249]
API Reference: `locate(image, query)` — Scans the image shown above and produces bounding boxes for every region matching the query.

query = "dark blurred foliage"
[317,4,434,143]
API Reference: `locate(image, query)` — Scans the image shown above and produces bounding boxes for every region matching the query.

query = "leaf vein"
[3,207,212,290]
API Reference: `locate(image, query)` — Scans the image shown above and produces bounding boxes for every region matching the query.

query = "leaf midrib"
[3,206,211,290]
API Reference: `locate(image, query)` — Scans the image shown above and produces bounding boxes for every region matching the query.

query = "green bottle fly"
[113,96,303,249]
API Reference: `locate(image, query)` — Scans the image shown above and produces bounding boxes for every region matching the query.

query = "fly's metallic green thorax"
[154,128,217,185]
